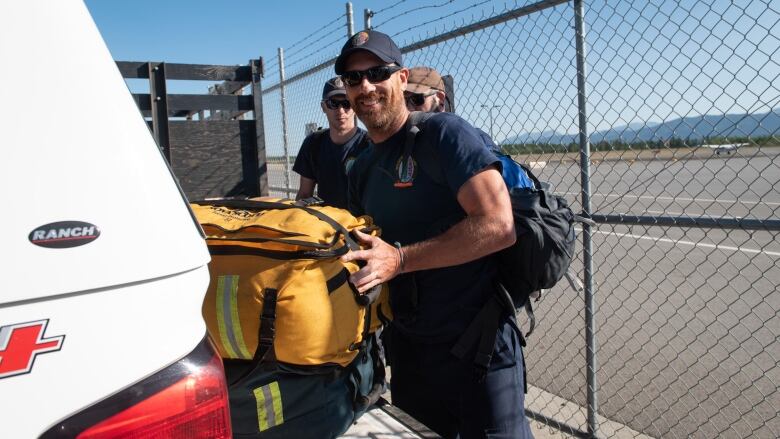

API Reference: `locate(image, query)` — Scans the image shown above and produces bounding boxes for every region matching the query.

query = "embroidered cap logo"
[353,31,369,46]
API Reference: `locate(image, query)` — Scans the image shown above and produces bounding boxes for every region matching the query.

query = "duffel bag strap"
[255,288,279,364]
[227,288,279,386]
[328,267,381,308]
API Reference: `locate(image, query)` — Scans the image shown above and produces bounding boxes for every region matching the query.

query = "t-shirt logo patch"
[394,155,416,188]
[344,157,357,174]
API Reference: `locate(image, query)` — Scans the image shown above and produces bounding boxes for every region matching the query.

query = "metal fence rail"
[258,1,780,437]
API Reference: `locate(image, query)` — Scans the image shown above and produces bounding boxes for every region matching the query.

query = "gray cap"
[322,77,346,100]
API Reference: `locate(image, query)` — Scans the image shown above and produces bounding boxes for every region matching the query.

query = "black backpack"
[401,112,586,382]
[402,113,578,323]
[496,164,578,334]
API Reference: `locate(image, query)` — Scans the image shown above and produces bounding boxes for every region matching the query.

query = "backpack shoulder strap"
[403,111,445,186]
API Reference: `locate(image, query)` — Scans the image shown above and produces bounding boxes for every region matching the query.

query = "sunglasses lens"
[342,66,399,86]
[365,66,392,83]
[406,94,426,106]
[326,99,350,110]
[341,71,362,86]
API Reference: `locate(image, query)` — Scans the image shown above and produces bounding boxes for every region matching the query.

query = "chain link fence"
[257,1,779,437]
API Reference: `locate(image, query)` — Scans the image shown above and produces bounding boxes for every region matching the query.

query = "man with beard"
[293,77,368,208]
[337,30,534,438]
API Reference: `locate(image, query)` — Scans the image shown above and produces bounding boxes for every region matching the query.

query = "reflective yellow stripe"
[215,276,238,358]
[228,276,251,358]
[253,385,269,431]
[254,381,284,432]
[270,381,284,426]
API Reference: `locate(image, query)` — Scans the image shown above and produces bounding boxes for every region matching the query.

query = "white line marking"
[578,228,780,257]
[643,210,752,217]
[645,210,683,215]
[562,192,780,207]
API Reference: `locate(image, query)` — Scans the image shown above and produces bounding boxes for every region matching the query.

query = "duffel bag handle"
[194,199,361,251]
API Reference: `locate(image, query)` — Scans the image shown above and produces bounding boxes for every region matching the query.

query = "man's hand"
[341,229,401,293]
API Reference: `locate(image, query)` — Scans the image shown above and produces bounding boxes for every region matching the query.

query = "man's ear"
[398,67,410,90]
[320,101,327,113]
[436,91,447,112]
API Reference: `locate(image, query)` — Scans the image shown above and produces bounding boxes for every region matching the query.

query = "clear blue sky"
[83,0,778,150]
[84,0,473,68]
[83,0,509,98]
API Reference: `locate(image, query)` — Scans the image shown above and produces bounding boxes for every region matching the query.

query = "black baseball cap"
[322,77,346,100]
[334,30,403,75]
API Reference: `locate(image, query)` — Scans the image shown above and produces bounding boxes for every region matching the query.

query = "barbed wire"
[264,59,280,71]
[283,33,346,72]
[386,0,494,39]
[283,13,346,58]
[373,0,457,30]
[371,0,409,16]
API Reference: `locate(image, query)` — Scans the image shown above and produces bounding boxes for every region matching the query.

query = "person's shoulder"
[475,127,500,152]
[419,111,473,133]
[304,128,329,143]
[353,127,369,144]
[299,128,328,153]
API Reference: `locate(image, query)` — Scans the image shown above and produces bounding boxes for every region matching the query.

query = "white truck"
[1,2,425,437]
[0,1,230,437]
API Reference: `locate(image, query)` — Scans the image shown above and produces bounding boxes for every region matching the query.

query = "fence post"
[346,2,354,37]
[148,62,170,162]
[574,0,598,437]
[364,8,373,30]
[277,47,292,198]
[251,58,269,196]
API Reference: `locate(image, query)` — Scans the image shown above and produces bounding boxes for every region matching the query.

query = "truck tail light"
[41,337,232,439]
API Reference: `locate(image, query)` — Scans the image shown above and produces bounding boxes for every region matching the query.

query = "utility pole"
[480,104,501,139]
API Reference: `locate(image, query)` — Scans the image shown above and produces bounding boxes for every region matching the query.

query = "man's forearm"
[400,213,514,273]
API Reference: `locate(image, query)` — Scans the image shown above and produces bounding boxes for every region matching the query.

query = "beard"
[351,85,405,132]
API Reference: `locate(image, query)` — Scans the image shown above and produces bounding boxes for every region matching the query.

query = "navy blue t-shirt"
[293,128,368,209]
[348,112,501,343]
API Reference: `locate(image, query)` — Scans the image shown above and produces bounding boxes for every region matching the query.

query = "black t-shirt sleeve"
[422,113,500,194]
[292,134,318,181]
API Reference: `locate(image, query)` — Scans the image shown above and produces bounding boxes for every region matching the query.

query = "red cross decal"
[0,319,64,379]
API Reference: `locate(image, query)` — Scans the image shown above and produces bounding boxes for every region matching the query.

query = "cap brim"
[323,89,347,99]
[335,47,397,74]
[405,83,434,94]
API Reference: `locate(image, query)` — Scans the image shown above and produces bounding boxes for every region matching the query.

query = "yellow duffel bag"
[190,197,390,369]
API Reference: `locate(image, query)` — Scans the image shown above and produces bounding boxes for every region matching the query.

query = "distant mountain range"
[500,108,780,145]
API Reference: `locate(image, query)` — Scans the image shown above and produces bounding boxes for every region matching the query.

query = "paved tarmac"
[521,147,779,438]
[269,146,779,438]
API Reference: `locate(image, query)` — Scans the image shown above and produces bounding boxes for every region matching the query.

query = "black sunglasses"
[341,65,402,87]
[323,98,351,110]
[405,91,437,107]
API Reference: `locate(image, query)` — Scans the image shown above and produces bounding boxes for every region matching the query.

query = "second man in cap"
[293,77,368,208]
